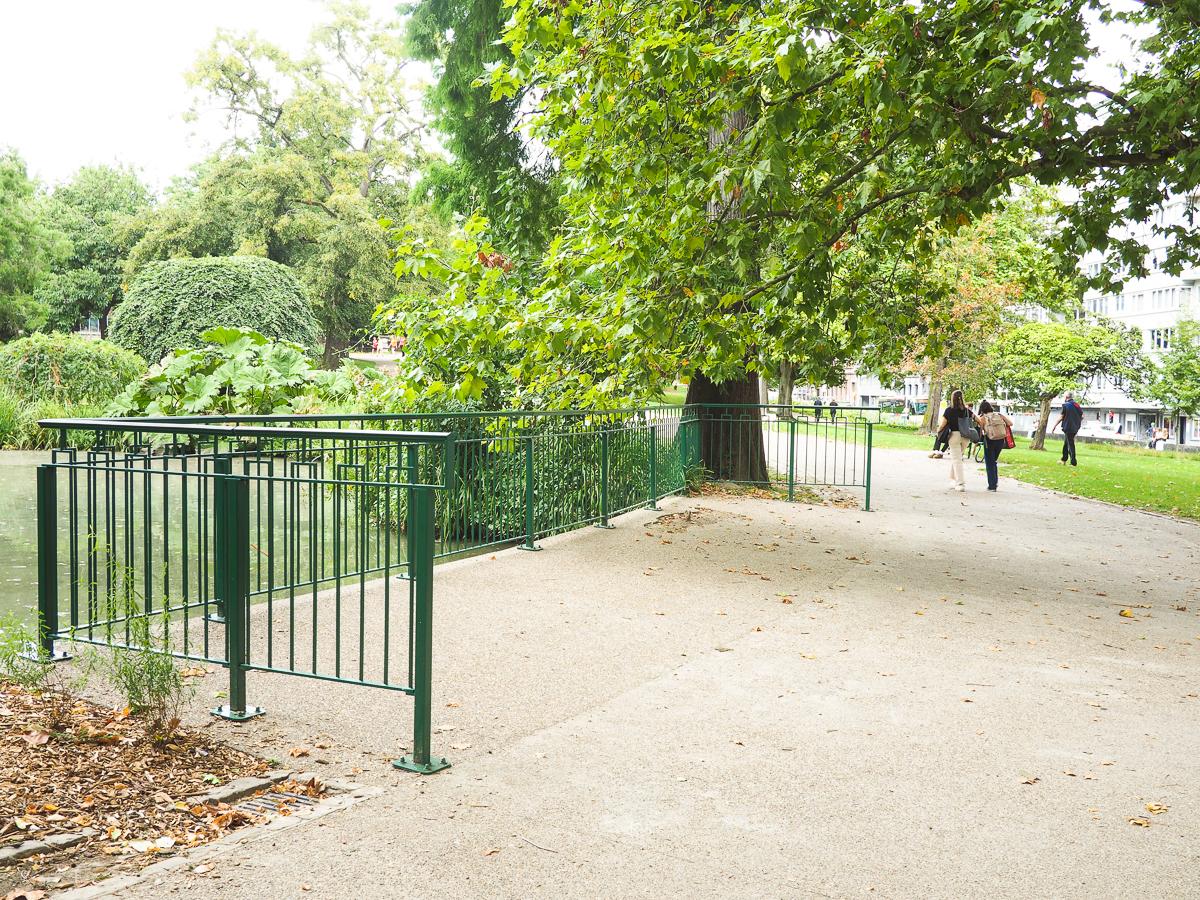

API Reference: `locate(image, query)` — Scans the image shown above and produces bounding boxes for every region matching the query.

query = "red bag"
[1004,423,1015,449]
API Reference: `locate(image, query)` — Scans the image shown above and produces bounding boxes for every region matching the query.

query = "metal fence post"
[212,472,263,720]
[393,484,450,774]
[206,454,232,623]
[864,422,874,511]
[787,418,797,502]
[647,425,659,510]
[596,430,614,528]
[520,435,540,550]
[32,465,69,662]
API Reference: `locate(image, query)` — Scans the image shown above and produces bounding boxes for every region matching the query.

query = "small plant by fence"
[29,404,872,771]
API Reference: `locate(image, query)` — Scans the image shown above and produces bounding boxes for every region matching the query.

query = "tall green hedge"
[109,256,321,364]
[0,332,145,404]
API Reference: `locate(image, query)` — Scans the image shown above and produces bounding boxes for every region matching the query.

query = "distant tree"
[129,2,435,365]
[991,320,1147,449]
[37,165,152,334]
[1149,320,1200,426]
[0,150,65,340]
[406,0,558,254]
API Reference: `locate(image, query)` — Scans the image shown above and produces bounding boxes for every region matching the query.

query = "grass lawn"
[871,424,1200,521]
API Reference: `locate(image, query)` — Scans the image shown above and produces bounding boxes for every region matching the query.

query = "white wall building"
[1075,196,1200,445]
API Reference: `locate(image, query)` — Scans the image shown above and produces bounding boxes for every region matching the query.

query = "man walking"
[1052,392,1084,466]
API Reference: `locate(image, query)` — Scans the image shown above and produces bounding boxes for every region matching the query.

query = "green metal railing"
[35,419,455,773]
[684,405,873,510]
[30,403,872,771]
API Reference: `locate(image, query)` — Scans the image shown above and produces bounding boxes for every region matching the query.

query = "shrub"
[0,332,145,404]
[107,327,384,418]
[109,256,321,364]
[100,609,191,745]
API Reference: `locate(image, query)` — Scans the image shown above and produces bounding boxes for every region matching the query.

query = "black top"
[942,407,973,433]
[1061,400,1083,433]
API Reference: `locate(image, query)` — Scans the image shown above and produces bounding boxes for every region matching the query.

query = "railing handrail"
[38,418,452,445]
[99,406,683,425]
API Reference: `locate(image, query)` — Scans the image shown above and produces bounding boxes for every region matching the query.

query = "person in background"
[928,422,950,459]
[828,399,839,418]
[1052,392,1084,466]
[977,400,1013,492]
[936,390,983,492]
[812,396,823,420]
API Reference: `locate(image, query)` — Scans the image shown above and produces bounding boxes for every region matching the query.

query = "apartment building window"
[1114,293,1126,313]
[1150,328,1174,350]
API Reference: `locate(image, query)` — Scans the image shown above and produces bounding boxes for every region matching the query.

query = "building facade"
[1076,196,1200,445]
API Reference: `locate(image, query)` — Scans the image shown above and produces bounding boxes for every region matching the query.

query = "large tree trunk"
[321,331,351,368]
[681,105,769,485]
[685,371,770,485]
[921,375,944,434]
[1029,396,1053,450]
[778,360,795,418]
[758,374,770,406]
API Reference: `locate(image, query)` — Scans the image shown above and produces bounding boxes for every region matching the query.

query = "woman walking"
[936,390,983,492]
[976,400,1013,492]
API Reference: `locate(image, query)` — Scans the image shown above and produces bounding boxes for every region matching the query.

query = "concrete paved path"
[109,448,1198,899]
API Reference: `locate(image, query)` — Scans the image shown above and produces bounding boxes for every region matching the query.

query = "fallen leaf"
[289,747,310,758]
[482,847,501,857]
[1128,817,1150,828]
[155,836,176,850]
[21,730,50,747]
[1021,776,1040,785]
[1146,803,1169,815]
[1119,609,1135,619]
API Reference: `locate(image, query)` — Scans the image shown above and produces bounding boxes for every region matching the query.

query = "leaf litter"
[0,683,277,890]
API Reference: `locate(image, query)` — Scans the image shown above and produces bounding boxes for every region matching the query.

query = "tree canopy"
[473,0,1200,406]
[129,2,439,364]
[1149,320,1200,419]
[0,150,65,340]
[37,165,152,333]
[406,0,559,254]
[991,319,1147,447]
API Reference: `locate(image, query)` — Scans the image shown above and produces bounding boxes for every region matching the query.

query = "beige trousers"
[947,432,968,487]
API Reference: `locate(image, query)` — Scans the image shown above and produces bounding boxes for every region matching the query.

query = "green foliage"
[1149,320,1200,417]
[0,613,54,692]
[477,0,1200,403]
[37,165,152,332]
[380,214,666,408]
[110,256,320,364]
[127,3,441,363]
[0,332,145,404]
[0,149,66,340]
[98,607,191,744]
[991,320,1148,407]
[407,0,559,254]
[108,327,384,418]
[0,613,87,731]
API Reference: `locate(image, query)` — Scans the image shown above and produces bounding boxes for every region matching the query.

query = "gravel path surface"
[103,448,1199,899]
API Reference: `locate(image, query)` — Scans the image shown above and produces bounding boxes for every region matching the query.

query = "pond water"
[0,451,49,623]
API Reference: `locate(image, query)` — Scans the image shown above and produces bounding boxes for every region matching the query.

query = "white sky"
[0,0,410,191]
[0,1,1139,194]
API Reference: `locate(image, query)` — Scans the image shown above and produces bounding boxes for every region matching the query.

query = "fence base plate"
[211,705,266,721]
[518,543,542,552]
[204,613,226,624]
[18,644,71,664]
[392,755,451,775]
[594,523,615,530]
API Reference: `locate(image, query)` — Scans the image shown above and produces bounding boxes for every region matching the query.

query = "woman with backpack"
[976,400,1014,492]
[936,390,984,492]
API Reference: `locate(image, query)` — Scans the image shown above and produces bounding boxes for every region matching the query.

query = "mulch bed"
[0,683,282,895]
